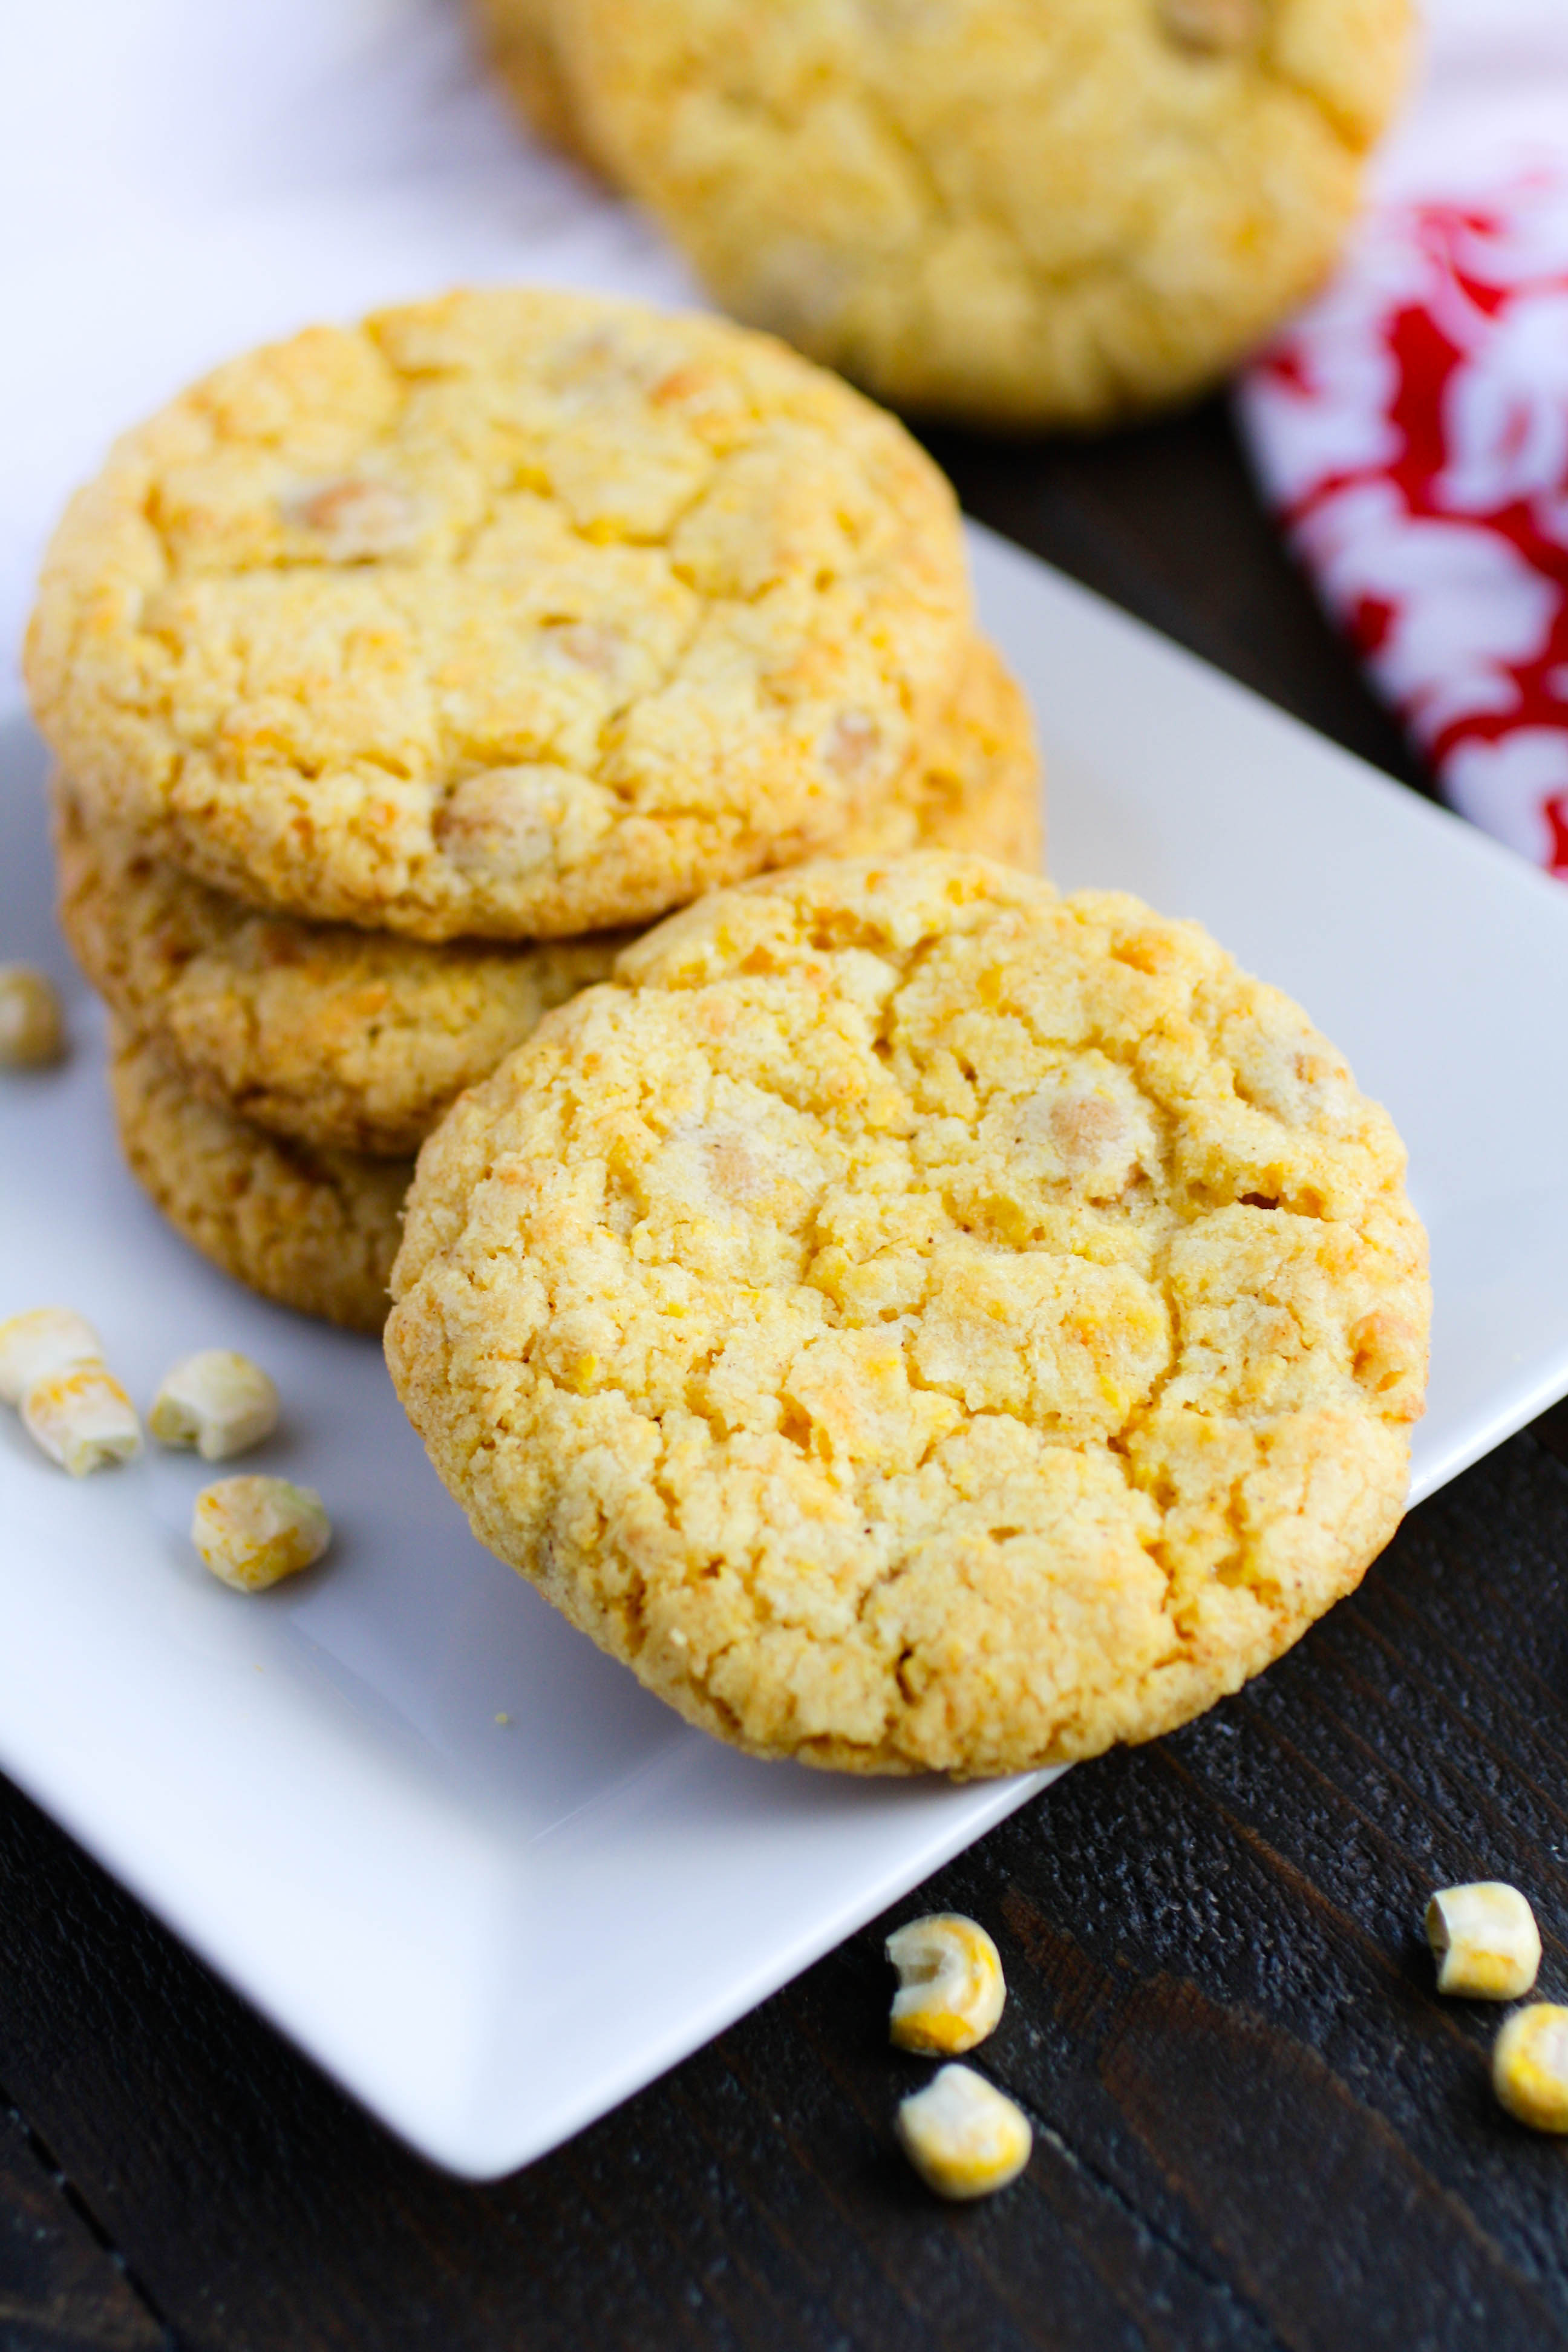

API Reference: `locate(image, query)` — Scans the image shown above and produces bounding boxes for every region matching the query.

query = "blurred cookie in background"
[472,0,601,167]
[544,0,1411,430]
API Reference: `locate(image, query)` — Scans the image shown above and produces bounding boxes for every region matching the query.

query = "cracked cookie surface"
[26,286,970,939]
[559,0,1410,426]
[111,1027,409,1331]
[57,636,1039,1155]
[387,852,1428,1777]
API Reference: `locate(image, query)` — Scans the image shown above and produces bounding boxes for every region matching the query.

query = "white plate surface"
[5,527,1568,2178]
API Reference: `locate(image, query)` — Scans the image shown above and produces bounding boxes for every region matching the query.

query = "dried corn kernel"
[1426,1882,1541,2001]
[0,1307,103,1405]
[1494,2005,1568,2133]
[0,964,65,1068]
[21,1364,142,1475]
[151,1350,279,1462]
[887,1913,1007,2055]
[895,2064,1032,2201]
[192,1476,330,1592]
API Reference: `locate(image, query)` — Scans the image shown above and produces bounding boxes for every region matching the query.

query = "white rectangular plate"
[5,525,1568,2179]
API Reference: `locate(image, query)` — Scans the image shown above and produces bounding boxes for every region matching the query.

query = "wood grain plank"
[0,2102,166,2351]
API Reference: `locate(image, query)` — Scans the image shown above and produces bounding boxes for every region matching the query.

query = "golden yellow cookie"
[26,287,972,941]
[558,0,1411,428]
[387,852,1429,1778]
[109,1028,408,1333]
[55,637,1040,1155]
[60,790,625,1158]
[840,633,1041,870]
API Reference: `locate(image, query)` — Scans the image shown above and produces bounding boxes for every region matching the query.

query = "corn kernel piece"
[1426,1882,1541,2001]
[887,1913,1007,2055]
[192,1476,330,1592]
[1494,2005,1568,2133]
[21,1364,142,1475]
[895,2065,1032,2201]
[0,1307,103,1406]
[0,964,65,1069]
[151,1350,279,1462]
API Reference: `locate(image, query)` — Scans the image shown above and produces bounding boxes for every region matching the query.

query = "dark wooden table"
[6,399,1568,2352]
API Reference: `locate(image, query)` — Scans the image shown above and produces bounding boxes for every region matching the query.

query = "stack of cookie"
[25,286,1040,1330]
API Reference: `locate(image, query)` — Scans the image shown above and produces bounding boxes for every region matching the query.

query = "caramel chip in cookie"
[387,853,1428,1777]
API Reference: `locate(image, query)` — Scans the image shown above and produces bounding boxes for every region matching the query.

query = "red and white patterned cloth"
[1236,0,1568,875]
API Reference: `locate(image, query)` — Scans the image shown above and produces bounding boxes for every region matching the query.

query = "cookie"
[61,791,625,1158]
[56,636,1040,1155]
[557,0,1411,428]
[387,853,1429,1779]
[472,0,597,164]
[110,1028,408,1332]
[26,287,972,940]
[838,633,1041,871]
